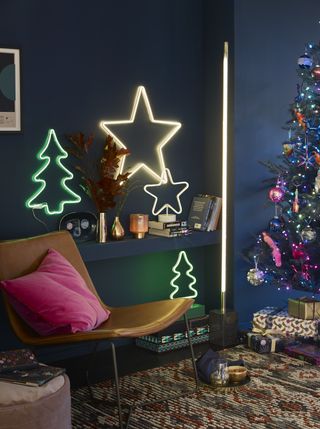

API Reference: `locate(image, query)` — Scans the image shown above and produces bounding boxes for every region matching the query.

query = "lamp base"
[209,309,238,348]
[158,214,176,223]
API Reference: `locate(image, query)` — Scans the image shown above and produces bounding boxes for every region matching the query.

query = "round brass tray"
[202,375,251,391]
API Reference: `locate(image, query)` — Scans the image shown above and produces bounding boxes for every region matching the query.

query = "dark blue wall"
[0,0,233,359]
[234,0,320,328]
[1,0,206,237]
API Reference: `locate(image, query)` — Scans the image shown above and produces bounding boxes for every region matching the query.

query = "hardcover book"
[0,363,65,386]
[187,195,214,231]
[148,227,191,238]
[148,220,187,230]
[206,196,222,231]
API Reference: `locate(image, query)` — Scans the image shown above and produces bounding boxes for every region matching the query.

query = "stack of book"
[187,194,222,231]
[148,219,192,238]
[136,315,210,352]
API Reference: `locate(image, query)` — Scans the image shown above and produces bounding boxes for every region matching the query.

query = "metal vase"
[97,212,108,243]
[111,216,125,241]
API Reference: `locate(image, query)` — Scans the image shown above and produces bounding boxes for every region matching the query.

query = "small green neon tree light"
[26,129,81,215]
[169,251,198,299]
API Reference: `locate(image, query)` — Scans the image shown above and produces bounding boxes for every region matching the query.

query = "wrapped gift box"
[247,332,284,353]
[284,343,320,366]
[288,297,320,320]
[252,306,320,337]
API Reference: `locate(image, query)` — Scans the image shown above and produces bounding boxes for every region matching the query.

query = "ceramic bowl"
[228,365,247,382]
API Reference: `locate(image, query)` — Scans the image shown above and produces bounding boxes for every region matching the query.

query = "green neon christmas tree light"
[26,129,81,215]
[169,251,198,299]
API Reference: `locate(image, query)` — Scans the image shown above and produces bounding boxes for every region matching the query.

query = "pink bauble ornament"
[268,186,285,203]
[292,243,308,261]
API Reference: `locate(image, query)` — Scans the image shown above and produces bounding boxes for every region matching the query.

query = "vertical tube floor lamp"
[209,41,238,348]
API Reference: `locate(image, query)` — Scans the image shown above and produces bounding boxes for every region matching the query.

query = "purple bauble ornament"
[298,53,313,69]
[269,216,284,232]
[268,186,285,203]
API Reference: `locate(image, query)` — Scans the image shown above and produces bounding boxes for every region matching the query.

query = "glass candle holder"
[209,359,229,386]
[130,214,148,239]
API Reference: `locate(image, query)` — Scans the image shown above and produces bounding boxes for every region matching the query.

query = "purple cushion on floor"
[0,249,110,335]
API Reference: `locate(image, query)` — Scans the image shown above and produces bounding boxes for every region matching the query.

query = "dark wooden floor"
[53,341,212,389]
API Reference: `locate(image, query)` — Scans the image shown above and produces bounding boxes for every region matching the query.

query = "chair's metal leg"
[86,341,100,401]
[111,342,124,429]
[184,313,200,389]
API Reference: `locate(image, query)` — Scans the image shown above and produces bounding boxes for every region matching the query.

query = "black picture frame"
[0,48,21,132]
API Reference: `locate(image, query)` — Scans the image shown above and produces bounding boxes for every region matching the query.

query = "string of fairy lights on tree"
[246,40,320,293]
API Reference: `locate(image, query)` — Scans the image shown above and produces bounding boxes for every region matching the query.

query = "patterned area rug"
[71,345,320,428]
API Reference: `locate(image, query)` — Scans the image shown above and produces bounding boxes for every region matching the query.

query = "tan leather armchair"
[0,231,199,428]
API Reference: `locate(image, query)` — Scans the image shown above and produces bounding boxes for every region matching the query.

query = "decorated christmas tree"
[246,41,320,294]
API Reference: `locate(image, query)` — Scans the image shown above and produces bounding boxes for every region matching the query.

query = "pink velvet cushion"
[0,249,110,335]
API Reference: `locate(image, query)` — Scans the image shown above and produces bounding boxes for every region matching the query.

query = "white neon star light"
[100,86,181,181]
[144,168,189,216]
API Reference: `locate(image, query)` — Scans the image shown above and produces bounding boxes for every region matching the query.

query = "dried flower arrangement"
[65,133,130,212]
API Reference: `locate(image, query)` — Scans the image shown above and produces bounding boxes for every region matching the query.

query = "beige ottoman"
[0,374,71,429]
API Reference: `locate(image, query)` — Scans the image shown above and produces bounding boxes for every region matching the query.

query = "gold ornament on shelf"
[97,212,108,243]
[111,216,125,241]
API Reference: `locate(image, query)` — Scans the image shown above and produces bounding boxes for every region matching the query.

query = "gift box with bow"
[252,306,320,337]
[247,330,286,353]
[288,297,320,320]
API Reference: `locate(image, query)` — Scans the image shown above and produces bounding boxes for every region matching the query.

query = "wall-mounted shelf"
[78,230,221,262]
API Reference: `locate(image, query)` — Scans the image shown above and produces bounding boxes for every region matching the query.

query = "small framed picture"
[0,48,21,132]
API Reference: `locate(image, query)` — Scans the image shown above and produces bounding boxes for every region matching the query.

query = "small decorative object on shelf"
[59,211,97,242]
[97,212,108,243]
[65,132,131,242]
[111,216,125,241]
[130,213,148,239]
[144,168,189,223]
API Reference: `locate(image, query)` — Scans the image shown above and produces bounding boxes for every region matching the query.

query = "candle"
[129,214,148,239]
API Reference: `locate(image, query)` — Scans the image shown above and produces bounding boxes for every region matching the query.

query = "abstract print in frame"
[0,48,21,132]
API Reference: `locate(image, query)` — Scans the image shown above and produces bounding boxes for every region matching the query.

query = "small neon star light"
[144,168,189,216]
[100,86,181,181]
[26,129,81,215]
[169,251,198,299]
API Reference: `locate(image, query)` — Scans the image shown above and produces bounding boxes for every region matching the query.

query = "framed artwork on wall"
[0,48,21,132]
